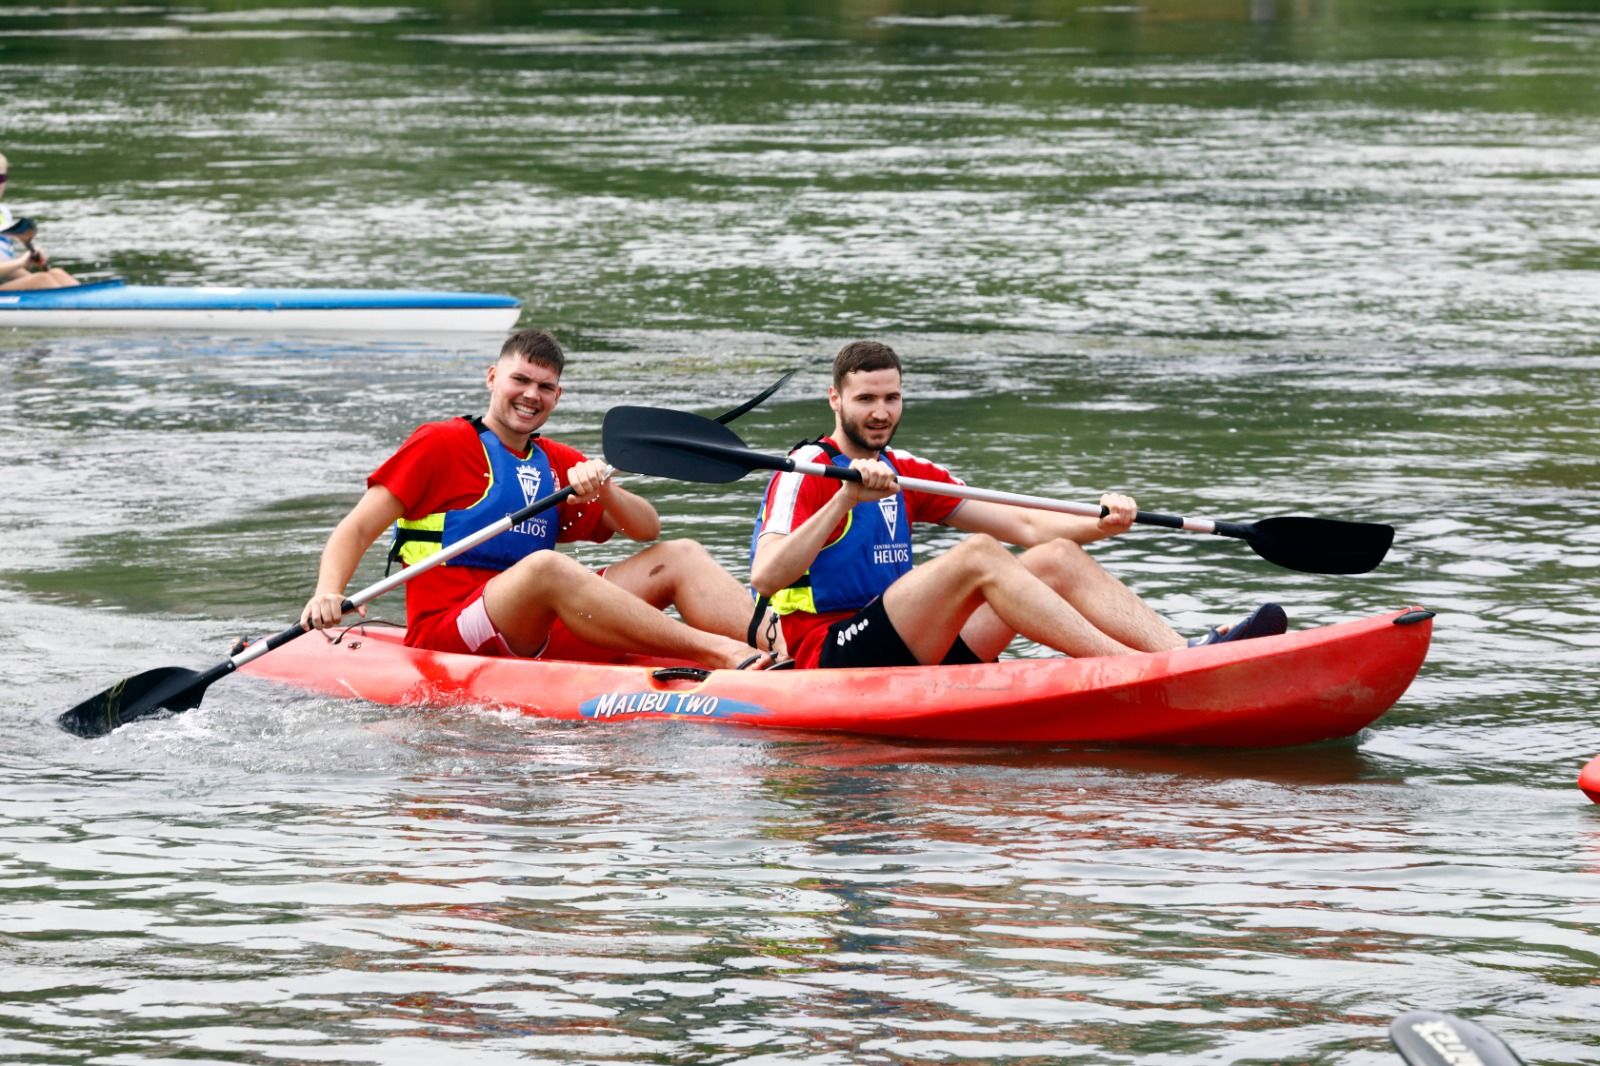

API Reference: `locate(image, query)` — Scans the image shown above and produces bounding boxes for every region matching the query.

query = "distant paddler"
[0,151,79,291]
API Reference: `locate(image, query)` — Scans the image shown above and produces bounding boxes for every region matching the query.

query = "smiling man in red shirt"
[302,330,774,671]
[750,341,1285,670]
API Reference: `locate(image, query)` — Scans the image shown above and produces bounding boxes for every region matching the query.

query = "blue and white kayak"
[0,279,521,332]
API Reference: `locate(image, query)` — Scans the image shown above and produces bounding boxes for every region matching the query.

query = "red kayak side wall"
[242,609,1432,748]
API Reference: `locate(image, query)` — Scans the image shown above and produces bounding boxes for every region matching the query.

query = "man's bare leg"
[960,538,1185,661]
[482,551,763,669]
[881,534,1142,664]
[602,539,786,655]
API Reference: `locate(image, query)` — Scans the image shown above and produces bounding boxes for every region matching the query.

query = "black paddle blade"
[1244,516,1394,575]
[1389,1011,1525,1066]
[603,405,785,484]
[57,666,209,739]
[2,216,37,243]
[714,368,798,424]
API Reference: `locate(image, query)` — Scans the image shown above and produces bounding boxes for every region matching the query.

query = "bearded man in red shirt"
[750,341,1284,670]
[301,330,775,671]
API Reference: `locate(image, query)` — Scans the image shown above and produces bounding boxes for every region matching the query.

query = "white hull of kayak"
[0,305,522,332]
[0,280,522,333]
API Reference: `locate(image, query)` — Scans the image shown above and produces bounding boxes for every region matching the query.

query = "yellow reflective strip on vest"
[826,510,852,547]
[769,585,816,617]
[393,431,506,567]
[395,512,446,566]
[765,505,856,616]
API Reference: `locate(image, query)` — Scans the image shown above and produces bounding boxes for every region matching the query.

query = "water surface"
[2,2,1598,1063]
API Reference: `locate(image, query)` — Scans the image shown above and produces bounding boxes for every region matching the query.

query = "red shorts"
[407,592,629,664]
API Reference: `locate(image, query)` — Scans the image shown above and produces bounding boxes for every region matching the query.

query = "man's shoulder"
[787,438,835,461]
[886,446,962,484]
[406,415,475,440]
[370,417,479,504]
[533,435,587,468]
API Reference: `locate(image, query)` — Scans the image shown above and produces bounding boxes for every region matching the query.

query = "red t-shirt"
[370,418,613,641]
[757,438,965,667]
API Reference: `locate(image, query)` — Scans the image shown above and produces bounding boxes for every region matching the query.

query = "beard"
[839,410,898,454]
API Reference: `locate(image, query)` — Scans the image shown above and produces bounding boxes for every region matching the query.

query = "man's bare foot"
[703,641,774,671]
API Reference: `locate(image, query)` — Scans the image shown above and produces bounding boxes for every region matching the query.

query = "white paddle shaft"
[787,458,1221,535]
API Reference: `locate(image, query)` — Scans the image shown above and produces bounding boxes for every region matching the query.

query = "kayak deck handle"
[1395,608,1436,625]
[650,666,711,685]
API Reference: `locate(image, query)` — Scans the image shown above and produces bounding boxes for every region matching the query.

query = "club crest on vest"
[877,496,899,533]
[516,464,544,506]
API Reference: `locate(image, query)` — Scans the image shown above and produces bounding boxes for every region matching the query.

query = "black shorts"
[816,596,986,670]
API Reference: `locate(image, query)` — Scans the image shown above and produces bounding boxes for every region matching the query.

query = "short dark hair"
[499,329,565,376]
[832,341,901,388]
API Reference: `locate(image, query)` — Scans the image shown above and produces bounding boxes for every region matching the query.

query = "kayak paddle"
[601,405,1395,575]
[1389,1011,1526,1066]
[59,482,583,739]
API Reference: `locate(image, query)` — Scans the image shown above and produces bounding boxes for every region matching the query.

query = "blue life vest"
[388,418,560,573]
[751,440,914,617]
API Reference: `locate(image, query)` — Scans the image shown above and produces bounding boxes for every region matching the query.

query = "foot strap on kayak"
[746,593,777,651]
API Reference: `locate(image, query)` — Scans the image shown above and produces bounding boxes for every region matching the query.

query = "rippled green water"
[3,2,1599,1063]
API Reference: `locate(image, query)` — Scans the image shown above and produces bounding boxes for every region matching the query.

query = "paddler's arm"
[568,459,660,542]
[0,248,31,278]
[301,485,406,630]
[751,459,896,596]
[942,492,1137,547]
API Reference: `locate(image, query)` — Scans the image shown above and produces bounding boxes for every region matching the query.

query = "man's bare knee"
[947,533,1010,579]
[661,538,709,562]
[1030,538,1091,582]
[506,550,581,588]
[955,532,1006,558]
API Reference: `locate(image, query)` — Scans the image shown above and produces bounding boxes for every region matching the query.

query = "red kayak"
[241,607,1434,747]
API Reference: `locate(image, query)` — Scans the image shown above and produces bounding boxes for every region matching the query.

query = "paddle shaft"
[779,455,1252,539]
